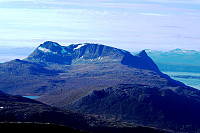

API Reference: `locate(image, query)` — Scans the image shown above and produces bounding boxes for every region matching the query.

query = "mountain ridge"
[141,49,200,73]
[0,41,188,98]
[25,41,161,73]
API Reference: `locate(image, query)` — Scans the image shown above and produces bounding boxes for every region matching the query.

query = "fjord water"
[163,71,200,90]
[23,96,40,99]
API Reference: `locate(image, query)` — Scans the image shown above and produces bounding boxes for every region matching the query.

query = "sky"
[0,0,200,54]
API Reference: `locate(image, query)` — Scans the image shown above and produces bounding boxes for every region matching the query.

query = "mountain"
[144,48,200,65]
[0,41,185,104]
[145,48,200,55]
[168,48,199,55]
[25,41,160,72]
[1,41,200,131]
[26,41,72,65]
[143,49,200,73]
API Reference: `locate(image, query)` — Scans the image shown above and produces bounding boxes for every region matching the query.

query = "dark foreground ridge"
[0,91,163,133]
[0,122,163,133]
[0,122,85,132]
[1,41,200,132]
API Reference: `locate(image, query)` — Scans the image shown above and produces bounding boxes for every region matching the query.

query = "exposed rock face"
[121,50,160,73]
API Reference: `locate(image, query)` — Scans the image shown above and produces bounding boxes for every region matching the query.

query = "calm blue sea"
[23,96,40,99]
[163,71,200,90]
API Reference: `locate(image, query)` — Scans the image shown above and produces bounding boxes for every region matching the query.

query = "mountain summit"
[26,41,71,64]
[26,41,160,72]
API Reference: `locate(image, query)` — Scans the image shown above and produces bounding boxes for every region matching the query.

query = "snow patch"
[98,57,103,60]
[38,47,51,53]
[120,49,128,53]
[38,46,57,54]
[74,44,86,50]
[53,42,59,47]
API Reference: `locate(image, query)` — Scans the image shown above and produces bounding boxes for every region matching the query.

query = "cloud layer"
[0,0,200,52]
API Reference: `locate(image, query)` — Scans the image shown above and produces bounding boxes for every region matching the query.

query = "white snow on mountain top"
[144,48,199,54]
[169,48,199,54]
[74,44,86,50]
[38,47,51,53]
[53,42,59,47]
[38,46,57,54]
